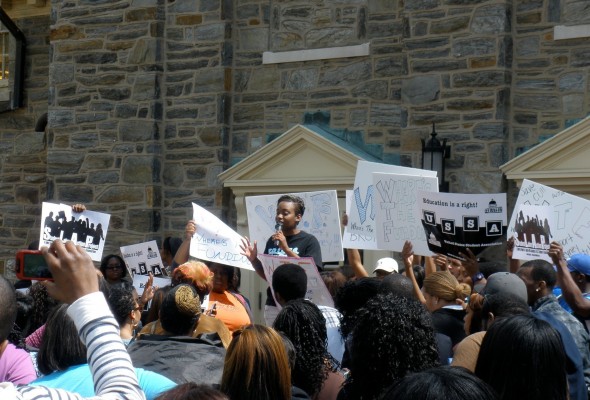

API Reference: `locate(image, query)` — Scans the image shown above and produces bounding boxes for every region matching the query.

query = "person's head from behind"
[566,253,590,293]
[517,259,556,306]
[334,277,381,337]
[272,263,307,305]
[221,324,291,400]
[155,383,228,400]
[422,271,471,312]
[37,304,86,375]
[373,257,398,279]
[145,285,172,324]
[478,261,507,278]
[276,194,305,231]
[273,299,331,397]
[28,281,59,332]
[379,273,415,299]
[345,294,440,400]
[107,281,141,328]
[161,236,183,266]
[320,270,347,300]
[100,254,127,284]
[382,366,496,400]
[171,260,213,301]
[475,314,567,400]
[0,276,17,343]
[480,292,530,330]
[159,284,202,336]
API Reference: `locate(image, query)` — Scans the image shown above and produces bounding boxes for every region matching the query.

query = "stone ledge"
[262,43,370,64]
[554,24,590,40]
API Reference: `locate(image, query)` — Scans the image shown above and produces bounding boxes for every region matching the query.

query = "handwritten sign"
[512,205,554,262]
[245,190,343,262]
[190,203,254,271]
[343,161,436,250]
[132,274,171,296]
[39,202,110,262]
[508,179,590,259]
[373,173,438,255]
[417,191,507,260]
[120,240,166,276]
[258,254,334,308]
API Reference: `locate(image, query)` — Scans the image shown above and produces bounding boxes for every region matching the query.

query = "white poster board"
[512,205,554,262]
[343,161,437,250]
[189,203,254,271]
[132,274,171,296]
[373,172,439,255]
[508,179,590,259]
[120,240,166,276]
[39,202,110,262]
[245,190,343,262]
[258,254,334,308]
[417,191,507,260]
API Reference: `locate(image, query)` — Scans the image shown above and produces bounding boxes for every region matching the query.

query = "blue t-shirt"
[32,364,175,400]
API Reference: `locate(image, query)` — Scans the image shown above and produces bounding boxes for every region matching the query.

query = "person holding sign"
[241,194,322,325]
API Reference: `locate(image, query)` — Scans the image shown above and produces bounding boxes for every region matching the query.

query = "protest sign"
[245,190,343,262]
[190,203,254,271]
[512,205,554,262]
[373,172,438,255]
[417,191,507,260]
[258,254,334,308]
[39,202,110,262]
[132,274,171,296]
[508,179,590,258]
[343,161,436,250]
[120,240,166,276]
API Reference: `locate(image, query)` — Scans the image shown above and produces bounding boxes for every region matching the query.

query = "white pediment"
[500,116,590,197]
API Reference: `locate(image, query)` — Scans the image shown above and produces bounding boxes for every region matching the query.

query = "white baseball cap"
[373,257,398,274]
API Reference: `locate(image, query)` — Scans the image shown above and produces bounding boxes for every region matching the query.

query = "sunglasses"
[105,265,123,270]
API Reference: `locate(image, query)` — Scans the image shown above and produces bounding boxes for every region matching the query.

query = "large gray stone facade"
[0,0,588,273]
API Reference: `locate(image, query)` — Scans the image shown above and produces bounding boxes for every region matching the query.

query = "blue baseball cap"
[567,254,590,276]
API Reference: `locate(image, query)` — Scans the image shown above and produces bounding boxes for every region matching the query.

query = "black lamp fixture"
[421,123,450,192]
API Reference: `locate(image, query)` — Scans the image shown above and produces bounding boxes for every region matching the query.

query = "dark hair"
[344,294,439,399]
[478,261,507,278]
[277,194,305,217]
[273,299,336,397]
[221,324,291,400]
[163,237,183,258]
[27,282,59,336]
[475,315,567,400]
[278,331,297,370]
[334,277,381,337]
[37,304,87,375]
[145,285,172,325]
[379,273,415,299]
[230,267,242,293]
[520,259,557,288]
[99,254,127,279]
[107,281,137,326]
[398,265,426,288]
[481,292,530,329]
[211,262,235,290]
[0,276,17,342]
[156,383,228,400]
[160,284,201,335]
[320,270,347,300]
[14,291,34,339]
[383,366,497,400]
[272,264,307,302]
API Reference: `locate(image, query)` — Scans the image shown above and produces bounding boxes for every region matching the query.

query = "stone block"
[514,112,537,125]
[447,99,493,110]
[319,61,372,86]
[88,171,120,184]
[401,75,440,105]
[71,132,100,149]
[473,122,506,139]
[57,185,94,202]
[452,71,509,87]
[306,27,356,48]
[50,64,75,84]
[452,38,496,57]
[404,0,438,10]
[195,23,226,41]
[514,94,560,110]
[515,36,539,57]
[115,104,139,118]
[248,68,280,91]
[352,80,389,100]
[571,48,590,67]
[49,110,75,128]
[99,87,131,101]
[559,72,585,92]
[83,154,115,170]
[369,103,404,127]
[15,186,39,204]
[163,163,185,186]
[375,56,407,77]
[128,209,160,232]
[119,120,158,141]
[97,186,145,203]
[128,39,159,65]
[471,5,510,34]
[47,152,85,175]
[430,16,470,34]
[285,69,319,91]
[14,133,45,155]
[166,107,198,119]
[563,94,585,115]
[271,32,304,50]
[75,53,118,65]
[413,59,466,73]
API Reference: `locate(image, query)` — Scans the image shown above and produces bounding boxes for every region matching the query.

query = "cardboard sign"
[512,205,554,262]
[417,191,507,260]
[39,202,110,262]
[245,190,343,262]
[344,161,436,250]
[373,172,438,255]
[120,240,166,276]
[190,203,254,271]
[258,254,334,308]
[132,274,171,296]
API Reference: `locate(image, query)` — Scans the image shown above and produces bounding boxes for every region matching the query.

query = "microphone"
[274,222,283,246]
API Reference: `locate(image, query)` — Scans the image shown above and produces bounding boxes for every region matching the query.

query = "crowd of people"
[1,194,590,400]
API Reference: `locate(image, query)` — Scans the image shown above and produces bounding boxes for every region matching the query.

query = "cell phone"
[15,250,53,281]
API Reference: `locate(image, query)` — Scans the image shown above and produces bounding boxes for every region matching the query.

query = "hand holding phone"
[15,250,52,281]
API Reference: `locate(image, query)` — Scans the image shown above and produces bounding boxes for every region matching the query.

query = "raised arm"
[240,237,266,280]
[550,242,590,318]
[171,220,196,269]
[402,241,426,304]
[341,213,368,278]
